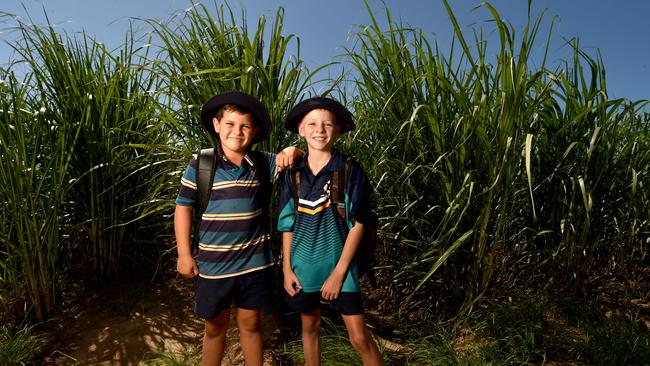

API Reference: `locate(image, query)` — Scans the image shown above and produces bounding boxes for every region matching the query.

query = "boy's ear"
[212,117,220,134]
[297,121,305,137]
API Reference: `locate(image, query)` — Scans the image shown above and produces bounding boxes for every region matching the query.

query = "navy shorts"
[285,290,364,315]
[194,267,273,320]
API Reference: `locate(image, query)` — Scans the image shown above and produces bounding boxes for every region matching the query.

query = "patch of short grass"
[143,346,200,366]
[584,317,650,366]
[0,322,49,366]
[405,326,460,366]
[281,317,395,365]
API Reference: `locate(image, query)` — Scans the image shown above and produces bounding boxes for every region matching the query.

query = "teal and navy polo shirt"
[176,145,276,279]
[277,150,372,293]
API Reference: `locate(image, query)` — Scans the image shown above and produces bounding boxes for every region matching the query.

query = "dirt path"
[44,274,284,365]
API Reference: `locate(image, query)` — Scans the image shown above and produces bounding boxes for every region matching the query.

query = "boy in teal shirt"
[277,97,384,365]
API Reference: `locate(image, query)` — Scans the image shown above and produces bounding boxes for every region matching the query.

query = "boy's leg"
[341,314,384,366]
[233,268,273,366]
[236,307,263,366]
[202,308,230,366]
[300,309,321,366]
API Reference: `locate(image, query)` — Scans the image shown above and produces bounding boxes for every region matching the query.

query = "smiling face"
[298,108,341,152]
[213,107,258,157]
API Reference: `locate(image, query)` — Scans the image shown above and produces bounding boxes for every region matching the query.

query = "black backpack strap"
[290,168,301,213]
[193,148,217,252]
[248,151,272,212]
[195,148,217,218]
[331,156,352,221]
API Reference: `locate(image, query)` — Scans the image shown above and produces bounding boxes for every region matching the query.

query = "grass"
[280,317,394,365]
[148,1,329,154]
[0,322,49,365]
[584,317,650,366]
[0,70,80,319]
[345,0,649,317]
[405,328,460,366]
[277,290,650,365]
[144,346,201,366]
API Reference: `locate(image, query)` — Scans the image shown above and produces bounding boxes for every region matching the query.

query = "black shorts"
[194,267,273,320]
[285,291,364,315]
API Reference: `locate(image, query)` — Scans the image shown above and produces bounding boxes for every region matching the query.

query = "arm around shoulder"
[275,146,304,172]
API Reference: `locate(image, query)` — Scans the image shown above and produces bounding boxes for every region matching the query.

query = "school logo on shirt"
[323,179,331,197]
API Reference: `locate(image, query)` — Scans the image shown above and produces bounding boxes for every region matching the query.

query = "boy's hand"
[321,270,345,301]
[276,146,303,172]
[283,270,302,297]
[177,255,199,277]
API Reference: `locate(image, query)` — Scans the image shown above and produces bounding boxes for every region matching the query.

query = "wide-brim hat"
[285,97,355,134]
[200,91,271,144]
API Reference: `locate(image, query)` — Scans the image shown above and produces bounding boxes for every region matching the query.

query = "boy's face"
[298,108,340,152]
[213,109,258,156]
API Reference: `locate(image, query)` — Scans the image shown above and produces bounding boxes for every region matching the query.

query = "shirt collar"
[297,149,344,173]
[216,144,255,169]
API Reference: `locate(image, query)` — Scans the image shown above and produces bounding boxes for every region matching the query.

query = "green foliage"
[0,70,81,319]
[0,322,48,366]
[281,317,393,365]
[345,0,649,316]
[149,1,329,154]
[9,19,171,282]
[585,318,650,366]
[470,295,579,364]
[144,346,200,366]
[405,327,460,366]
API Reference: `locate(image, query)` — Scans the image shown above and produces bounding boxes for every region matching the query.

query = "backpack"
[192,148,271,252]
[288,156,379,279]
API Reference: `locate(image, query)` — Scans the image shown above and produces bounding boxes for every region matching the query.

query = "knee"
[301,314,321,335]
[349,331,372,354]
[236,311,261,333]
[205,313,229,338]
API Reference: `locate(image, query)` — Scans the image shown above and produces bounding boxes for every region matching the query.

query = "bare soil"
[42,273,284,365]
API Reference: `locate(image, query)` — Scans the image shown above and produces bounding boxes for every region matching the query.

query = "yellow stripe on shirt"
[198,263,274,279]
[199,234,270,252]
[202,208,263,221]
[297,200,331,215]
[212,180,260,190]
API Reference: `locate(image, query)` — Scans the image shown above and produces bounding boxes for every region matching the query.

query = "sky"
[1,0,648,103]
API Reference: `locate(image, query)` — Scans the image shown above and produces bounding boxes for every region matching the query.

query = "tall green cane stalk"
[10,18,165,281]
[346,0,649,316]
[0,72,82,319]
[149,1,331,155]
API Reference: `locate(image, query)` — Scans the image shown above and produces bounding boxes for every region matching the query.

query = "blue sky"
[1,0,648,102]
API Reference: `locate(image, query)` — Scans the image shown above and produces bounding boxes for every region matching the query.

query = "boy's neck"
[219,145,247,167]
[306,149,333,176]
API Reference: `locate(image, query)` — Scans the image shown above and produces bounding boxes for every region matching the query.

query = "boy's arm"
[275,146,303,173]
[320,221,364,301]
[282,231,302,296]
[174,205,199,277]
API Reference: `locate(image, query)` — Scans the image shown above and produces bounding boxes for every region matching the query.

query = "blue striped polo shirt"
[176,146,276,279]
[277,150,371,293]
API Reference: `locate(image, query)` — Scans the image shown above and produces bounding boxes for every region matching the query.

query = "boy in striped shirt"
[175,91,298,366]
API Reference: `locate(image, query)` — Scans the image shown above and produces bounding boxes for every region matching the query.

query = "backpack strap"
[248,151,272,214]
[195,148,217,219]
[193,147,218,252]
[331,156,352,221]
[290,167,301,213]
